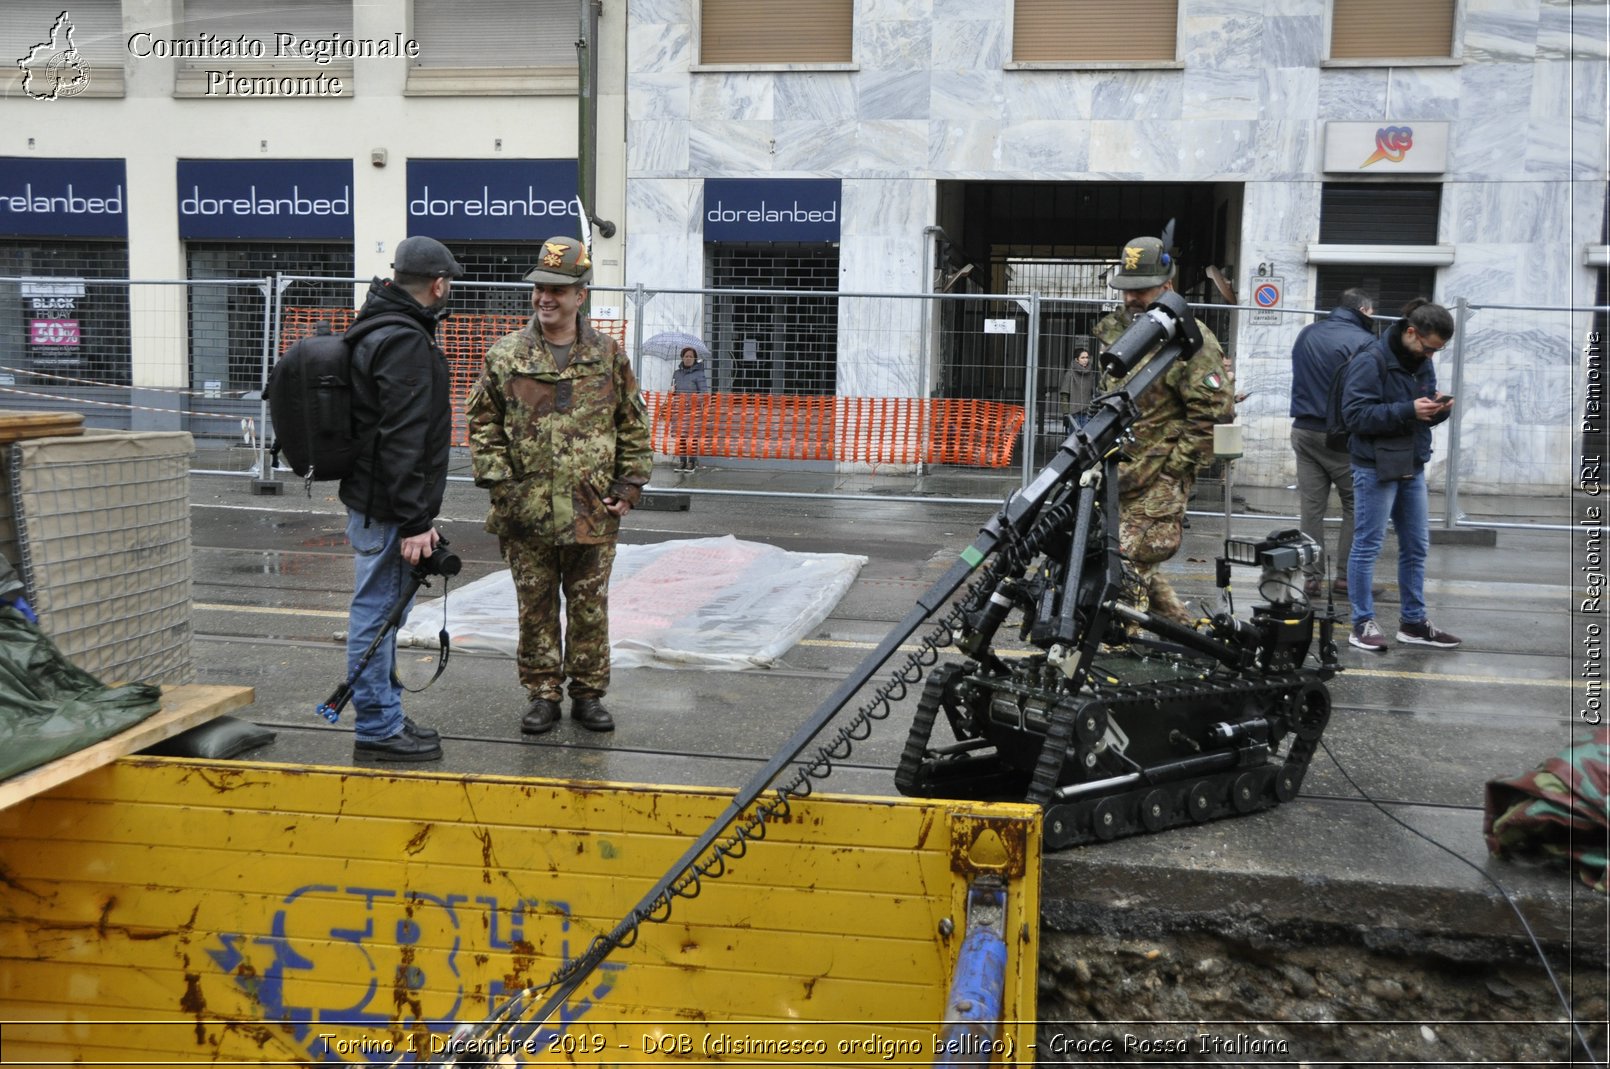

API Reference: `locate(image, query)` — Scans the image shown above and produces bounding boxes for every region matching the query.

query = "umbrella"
[641,331,710,362]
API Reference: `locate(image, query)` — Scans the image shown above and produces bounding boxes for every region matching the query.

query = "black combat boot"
[521,697,560,735]
[570,696,615,732]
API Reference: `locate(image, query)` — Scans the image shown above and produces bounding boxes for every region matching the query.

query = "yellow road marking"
[196,602,347,619]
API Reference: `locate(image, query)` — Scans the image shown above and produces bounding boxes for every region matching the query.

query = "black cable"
[1320,739,1602,1067]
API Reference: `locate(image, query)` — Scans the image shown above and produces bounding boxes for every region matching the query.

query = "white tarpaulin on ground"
[398,535,866,671]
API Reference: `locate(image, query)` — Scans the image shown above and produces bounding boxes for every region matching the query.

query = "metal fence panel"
[1,273,1599,507]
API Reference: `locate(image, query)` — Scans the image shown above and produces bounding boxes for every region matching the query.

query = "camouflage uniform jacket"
[466,317,652,545]
[1093,308,1230,493]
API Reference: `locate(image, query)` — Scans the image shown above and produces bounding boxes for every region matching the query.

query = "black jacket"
[338,278,450,537]
[1342,322,1449,471]
[1289,305,1375,430]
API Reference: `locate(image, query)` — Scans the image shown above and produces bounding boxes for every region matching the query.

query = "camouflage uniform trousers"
[502,537,617,701]
[1118,472,1195,628]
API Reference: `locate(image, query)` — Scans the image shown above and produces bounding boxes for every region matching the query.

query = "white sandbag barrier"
[398,535,866,671]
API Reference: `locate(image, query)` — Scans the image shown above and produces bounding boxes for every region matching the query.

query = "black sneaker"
[1397,618,1462,648]
[1349,619,1388,653]
[354,723,443,762]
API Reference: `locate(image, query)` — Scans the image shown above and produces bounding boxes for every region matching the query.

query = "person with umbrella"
[643,331,712,472]
[671,343,709,471]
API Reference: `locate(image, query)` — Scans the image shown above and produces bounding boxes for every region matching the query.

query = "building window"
[1330,0,1455,61]
[1319,183,1440,245]
[407,0,578,95]
[1314,182,1441,311]
[699,0,853,66]
[0,240,131,388]
[1011,0,1178,64]
[186,242,354,391]
[1,1,125,98]
[705,246,839,395]
[173,0,354,97]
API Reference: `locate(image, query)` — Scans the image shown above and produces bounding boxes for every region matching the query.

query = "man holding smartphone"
[1340,298,1460,653]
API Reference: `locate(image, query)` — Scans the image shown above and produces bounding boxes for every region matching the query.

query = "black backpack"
[1323,340,1379,452]
[266,313,420,481]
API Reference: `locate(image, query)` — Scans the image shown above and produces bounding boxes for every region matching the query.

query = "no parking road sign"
[1250,277,1284,325]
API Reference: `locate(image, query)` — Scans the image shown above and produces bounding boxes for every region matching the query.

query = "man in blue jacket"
[1289,288,1375,598]
[1341,299,1460,653]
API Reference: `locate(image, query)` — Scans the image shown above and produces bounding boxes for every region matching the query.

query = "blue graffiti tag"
[207,887,623,1064]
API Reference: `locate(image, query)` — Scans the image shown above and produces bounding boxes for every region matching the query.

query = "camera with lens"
[414,535,462,580]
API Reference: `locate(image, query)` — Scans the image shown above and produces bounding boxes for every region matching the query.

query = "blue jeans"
[1348,465,1428,628]
[345,508,414,742]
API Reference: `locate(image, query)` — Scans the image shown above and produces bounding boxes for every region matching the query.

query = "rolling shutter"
[1331,0,1454,60]
[1319,183,1441,245]
[412,0,576,68]
[180,0,351,63]
[700,0,853,64]
[1012,0,1178,63]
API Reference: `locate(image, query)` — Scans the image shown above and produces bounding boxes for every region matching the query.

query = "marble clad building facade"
[622,0,1606,494]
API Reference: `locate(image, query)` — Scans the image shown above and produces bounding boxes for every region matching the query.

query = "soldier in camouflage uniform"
[466,237,652,735]
[1094,234,1231,628]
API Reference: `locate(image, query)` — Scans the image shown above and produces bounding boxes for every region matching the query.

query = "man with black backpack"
[1289,288,1376,599]
[338,235,462,761]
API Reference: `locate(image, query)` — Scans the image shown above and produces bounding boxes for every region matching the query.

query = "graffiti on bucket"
[206,886,623,1063]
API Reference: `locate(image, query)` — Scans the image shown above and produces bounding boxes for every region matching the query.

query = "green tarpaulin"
[0,601,161,784]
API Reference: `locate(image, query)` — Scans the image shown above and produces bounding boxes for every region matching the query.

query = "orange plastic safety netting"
[645,392,1024,468]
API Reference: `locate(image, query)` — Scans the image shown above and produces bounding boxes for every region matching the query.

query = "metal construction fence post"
[256,275,279,486]
[918,291,933,476]
[1442,297,1470,530]
[1022,292,1042,488]
[631,282,647,382]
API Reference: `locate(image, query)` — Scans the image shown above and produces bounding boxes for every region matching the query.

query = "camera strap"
[398,575,451,694]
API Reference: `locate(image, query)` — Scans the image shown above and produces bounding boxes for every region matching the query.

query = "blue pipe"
[933,882,1008,1067]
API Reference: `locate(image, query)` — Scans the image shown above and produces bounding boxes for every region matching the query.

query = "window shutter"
[700,0,853,64]
[412,0,577,68]
[1331,0,1454,59]
[1,1,123,65]
[1319,183,1442,245]
[1012,0,1178,63]
[181,0,352,62]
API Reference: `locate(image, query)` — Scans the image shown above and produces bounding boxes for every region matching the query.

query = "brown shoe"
[521,698,560,735]
[571,697,615,733]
